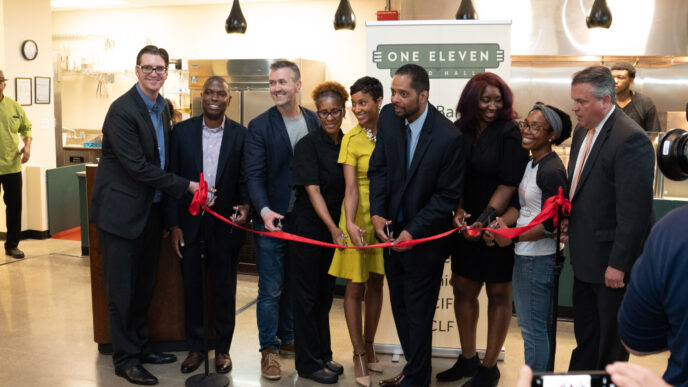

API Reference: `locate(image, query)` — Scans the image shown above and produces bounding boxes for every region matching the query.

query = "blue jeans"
[253,222,294,351]
[512,254,556,372]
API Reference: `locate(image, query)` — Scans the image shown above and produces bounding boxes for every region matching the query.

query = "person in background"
[165,98,183,127]
[369,64,465,387]
[563,65,654,372]
[89,45,199,385]
[617,204,688,386]
[0,69,32,259]
[438,72,528,387]
[484,103,572,372]
[611,62,661,133]
[328,76,385,387]
[243,60,320,380]
[165,76,249,375]
[290,81,348,384]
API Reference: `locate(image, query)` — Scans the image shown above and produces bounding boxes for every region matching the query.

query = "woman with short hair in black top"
[437,72,529,387]
[290,81,348,384]
[484,104,571,372]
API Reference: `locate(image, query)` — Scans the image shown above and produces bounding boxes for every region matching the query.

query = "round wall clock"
[21,40,38,61]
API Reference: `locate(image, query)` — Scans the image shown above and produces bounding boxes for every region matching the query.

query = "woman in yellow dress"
[328,76,384,387]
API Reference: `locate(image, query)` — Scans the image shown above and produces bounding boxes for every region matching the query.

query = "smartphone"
[532,371,615,387]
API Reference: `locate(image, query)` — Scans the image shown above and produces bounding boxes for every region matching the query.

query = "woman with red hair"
[437,72,529,387]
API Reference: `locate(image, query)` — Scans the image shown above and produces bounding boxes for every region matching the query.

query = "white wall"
[0,0,54,234]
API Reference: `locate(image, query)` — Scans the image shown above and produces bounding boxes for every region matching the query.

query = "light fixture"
[586,0,612,29]
[455,0,478,20]
[334,0,356,31]
[225,0,247,34]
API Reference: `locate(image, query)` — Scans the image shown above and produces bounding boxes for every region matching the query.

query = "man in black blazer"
[369,64,465,387]
[564,66,655,371]
[243,60,320,380]
[89,45,198,385]
[165,76,249,375]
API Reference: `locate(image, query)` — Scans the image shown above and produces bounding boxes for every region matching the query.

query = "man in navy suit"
[165,76,249,375]
[90,45,199,385]
[369,64,465,387]
[243,60,320,380]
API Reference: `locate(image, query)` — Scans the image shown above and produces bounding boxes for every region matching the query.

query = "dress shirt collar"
[202,116,226,132]
[135,83,166,113]
[592,105,615,134]
[406,102,429,133]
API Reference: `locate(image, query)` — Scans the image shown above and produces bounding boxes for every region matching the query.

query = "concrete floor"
[0,238,669,386]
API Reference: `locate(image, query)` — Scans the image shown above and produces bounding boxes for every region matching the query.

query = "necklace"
[363,127,376,143]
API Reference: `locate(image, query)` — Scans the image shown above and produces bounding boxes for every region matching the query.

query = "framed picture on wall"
[15,77,32,106]
[35,76,51,104]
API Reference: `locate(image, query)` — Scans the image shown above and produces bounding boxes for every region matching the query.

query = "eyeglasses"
[0,79,6,84]
[137,65,168,75]
[317,109,343,119]
[518,121,549,134]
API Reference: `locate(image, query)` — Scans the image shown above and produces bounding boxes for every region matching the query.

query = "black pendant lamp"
[225,0,247,34]
[456,0,478,20]
[586,0,612,29]
[334,0,356,31]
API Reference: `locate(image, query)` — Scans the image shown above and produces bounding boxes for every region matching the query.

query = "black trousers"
[290,239,336,374]
[98,204,163,371]
[568,277,629,371]
[180,219,240,354]
[385,240,447,387]
[0,172,22,249]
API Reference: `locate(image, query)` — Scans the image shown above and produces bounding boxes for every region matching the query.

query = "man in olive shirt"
[0,70,32,259]
[611,62,661,133]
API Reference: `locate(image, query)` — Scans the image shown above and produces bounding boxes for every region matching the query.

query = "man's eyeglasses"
[137,65,168,75]
[317,109,343,119]
[0,79,6,84]
[518,121,549,134]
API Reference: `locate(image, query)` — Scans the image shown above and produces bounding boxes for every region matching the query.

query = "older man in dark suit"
[165,76,249,375]
[563,65,655,371]
[90,45,198,385]
[369,64,465,387]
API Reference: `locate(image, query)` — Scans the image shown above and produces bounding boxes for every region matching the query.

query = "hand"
[371,215,392,242]
[329,226,347,247]
[606,362,670,387]
[231,205,249,225]
[491,217,512,247]
[20,146,30,164]
[558,218,569,243]
[391,230,413,252]
[483,226,496,247]
[262,210,284,232]
[453,209,471,229]
[516,365,533,387]
[605,266,626,288]
[170,227,184,259]
[346,222,367,247]
[206,188,217,207]
[463,221,483,241]
[188,181,199,193]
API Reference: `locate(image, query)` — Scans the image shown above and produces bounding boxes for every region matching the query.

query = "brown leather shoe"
[215,353,232,373]
[379,372,404,387]
[279,341,295,355]
[181,352,205,374]
[261,347,281,380]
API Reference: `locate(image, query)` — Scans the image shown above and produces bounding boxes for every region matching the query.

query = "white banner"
[366,20,511,358]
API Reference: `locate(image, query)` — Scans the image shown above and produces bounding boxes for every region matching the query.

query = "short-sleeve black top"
[291,128,345,240]
[451,119,530,282]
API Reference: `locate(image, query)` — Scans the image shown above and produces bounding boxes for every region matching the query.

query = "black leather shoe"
[299,368,338,384]
[324,360,343,375]
[5,248,24,259]
[462,365,500,387]
[436,354,480,381]
[379,372,404,387]
[181,352,205,374]
[115,365,158,385]
[140,352,177,364]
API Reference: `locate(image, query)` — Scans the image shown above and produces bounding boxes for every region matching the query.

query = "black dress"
[290,128,345,374]
[451,119,529,283]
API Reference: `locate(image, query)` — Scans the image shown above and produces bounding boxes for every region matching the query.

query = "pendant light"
[586,0,612,29]
[455,0,478,20]
[334,0,356,31]
[225,0,247,34]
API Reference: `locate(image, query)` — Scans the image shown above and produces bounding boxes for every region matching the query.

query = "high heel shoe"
[353,352,371,387]
[365,340,383,373]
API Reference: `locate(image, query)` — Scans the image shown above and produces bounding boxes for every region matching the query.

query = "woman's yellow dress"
[328,125,384,283]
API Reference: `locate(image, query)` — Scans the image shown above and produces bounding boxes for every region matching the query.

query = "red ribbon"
[189,175,570,249]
